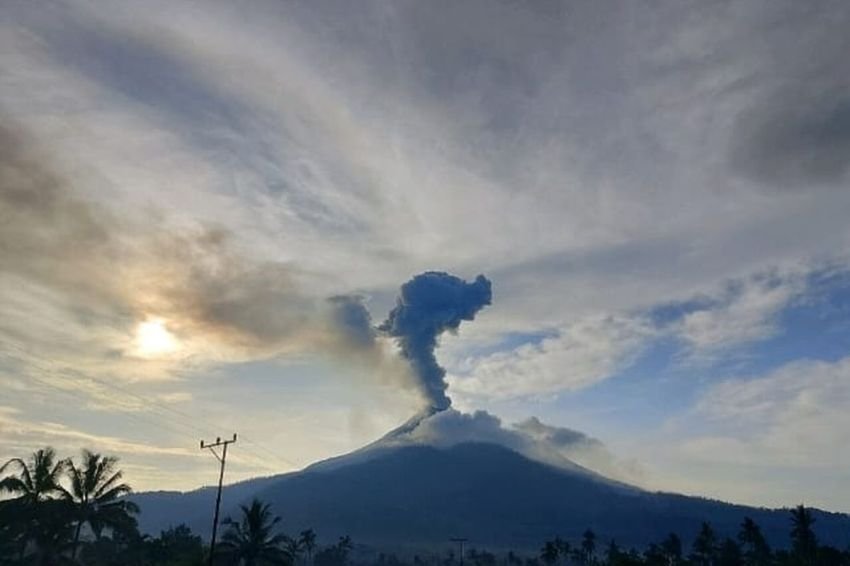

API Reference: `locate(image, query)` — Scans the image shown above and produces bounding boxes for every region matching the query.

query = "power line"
[4,348,297,472]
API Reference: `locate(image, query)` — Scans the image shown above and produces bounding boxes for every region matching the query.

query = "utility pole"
[450,537,467,566]
[201,433,237,566]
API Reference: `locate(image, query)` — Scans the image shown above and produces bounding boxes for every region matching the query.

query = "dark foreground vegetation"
[2,447,848,565]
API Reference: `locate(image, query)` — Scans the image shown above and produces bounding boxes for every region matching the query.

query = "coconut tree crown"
[219,498,292,566]
[65,449,139,559]
[0,447,67,504]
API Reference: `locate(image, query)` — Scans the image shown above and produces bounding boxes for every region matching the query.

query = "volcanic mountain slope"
[132,440,850,551]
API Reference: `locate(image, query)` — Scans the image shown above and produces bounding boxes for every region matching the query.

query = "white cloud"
[641,357,850,510]
[2,0,850,504]
[447,314,654,399]
[692,358,850,466]
[0,405,196,461]
[676,273,804,358]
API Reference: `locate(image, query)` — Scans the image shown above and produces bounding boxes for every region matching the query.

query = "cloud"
[732,92,850,190]
[0,405,196,460]
[4,0,850,331]
[387,409,643,485]
[726,2,850,191]
[675,273,804,358]
[649,357,850,509]
[440,267,805,399]
[0,405,283,488]
[0,123,412,390]
[447,314,654,400]
[3,0,850,505]
[693,358,850,463]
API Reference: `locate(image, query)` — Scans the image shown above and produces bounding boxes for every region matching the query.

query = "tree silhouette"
[0,447,67,505]
[218,498,291,566]
[284,536,304,565]
[737,517,770,566]
[661,533,683,566]
[299,529,317,566]
[554,537,570,564]
[540,540,559,566]
[27,499,76,564]
[690,522,718,566]
[642,542,666,566]
[717,538,741,566]
[604,540,626,566]
[790,505,817,566]
[314,536,353,566]
[0,447,69,560]
[66,450,139,559]
[149,524,205,565]
[581,530,597,565]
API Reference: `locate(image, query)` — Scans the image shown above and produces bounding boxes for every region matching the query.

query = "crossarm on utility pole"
[201,433,237,566]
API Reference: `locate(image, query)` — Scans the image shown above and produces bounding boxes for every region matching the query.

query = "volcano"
[128,273,850,551]
[131,416,850,551]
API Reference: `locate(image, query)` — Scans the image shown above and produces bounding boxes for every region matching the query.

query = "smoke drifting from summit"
[380,272,492,410]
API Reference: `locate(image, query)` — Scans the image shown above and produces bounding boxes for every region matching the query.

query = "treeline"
[529,509,849,565]
[0,447,352,566]
[376,510,849,566]
[3,447,849,566]
[1,447,138,564]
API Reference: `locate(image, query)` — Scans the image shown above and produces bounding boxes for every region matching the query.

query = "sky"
[1,0,849,512]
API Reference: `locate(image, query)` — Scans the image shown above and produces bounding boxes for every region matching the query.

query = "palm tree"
[65,449,139,560]
[0,447,69,560]
[28,499,76,565]
[218,498,291,566]
[284,536,303,565]
[0,447,67,505]
[0,501,23,563]
[299,529,316,566]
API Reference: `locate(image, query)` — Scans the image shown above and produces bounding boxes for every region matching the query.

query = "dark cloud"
[379,272,492,410]
[328,295,377,349]
[731,90,850,189]
[727,2,850,191]
[0,124,124,307]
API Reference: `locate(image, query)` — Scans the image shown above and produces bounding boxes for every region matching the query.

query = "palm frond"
[0,458,26,475]
[93,472,128,500]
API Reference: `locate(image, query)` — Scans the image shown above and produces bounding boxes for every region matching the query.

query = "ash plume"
[379,271,492,411]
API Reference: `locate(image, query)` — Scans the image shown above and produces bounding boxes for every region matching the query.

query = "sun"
[134,318,179,357]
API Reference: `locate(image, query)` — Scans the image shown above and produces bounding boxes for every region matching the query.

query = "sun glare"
[135,318,179,357]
